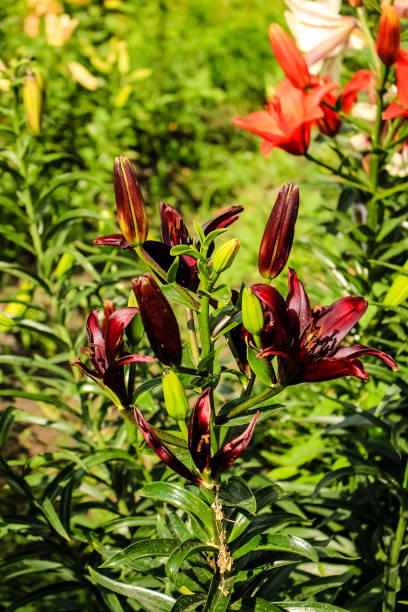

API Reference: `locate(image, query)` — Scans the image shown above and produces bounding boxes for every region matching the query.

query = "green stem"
[357,6,381,73]
[198,293,211,360]
[372,181,408,203]
[217,384,282,423]
[382,459,408,612]
[304,153,370,192]
[186,308,200,367]
[367,64,389,233]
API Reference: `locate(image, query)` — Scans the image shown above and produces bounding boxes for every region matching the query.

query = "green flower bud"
[126,291,144,347]
[162,371,189,421]
[242,288,264,337]
[212,238,240,274]
[23,72,42,134]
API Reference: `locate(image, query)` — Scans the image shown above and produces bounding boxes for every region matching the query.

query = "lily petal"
[159,201,191,247]
[134,407,203,485]
[104,307,138,364]
[86,309,106,376]
[286,268,311,338]
[303,357,368,382]
[313,296,367,354]
[93,234,131,249]
[211,411,259,476]
[188,388,212,473]
[334,343,398,371]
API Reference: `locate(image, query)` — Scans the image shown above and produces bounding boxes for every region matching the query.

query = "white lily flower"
[285,0,360,71]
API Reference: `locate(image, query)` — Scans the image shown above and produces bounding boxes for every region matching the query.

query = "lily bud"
[212,238,240,274]
[269,23,311,90]
[162,371,189,421]
[377,5,400,67]
[114,156,148,247]
[258,183,299,280]
[133,274,182,366]
[242,288,264,337]
[349,0,363,6]
[126,291,144,347]
[23,72,42,133]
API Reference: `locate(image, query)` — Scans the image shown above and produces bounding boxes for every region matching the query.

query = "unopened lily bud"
[126,291,144,347]
[258,183,299,280]
[269,23,311,90]
[212,238,240,274]
[114,156,148,247]
[242,288,264,337]
[377,5,400,67]
[349,0,363,6]
[162,371,189,421]
[133,274,182,366]
[23,72,42,133]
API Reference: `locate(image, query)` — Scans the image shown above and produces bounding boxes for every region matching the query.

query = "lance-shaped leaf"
[211,411,260,476]
[134,407,203,485]
[133,274,182,366]
[188,388,212,473]
[258,183,299,280]
[114,156,148,246]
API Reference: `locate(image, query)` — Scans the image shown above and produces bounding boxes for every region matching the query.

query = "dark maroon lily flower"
[133,388,259,485]
[250,268,398,385]
[143,202,244,292]
[258,183,299,280]
[188,388,259,479]
[133,274,182,366]
[72,306,156,406]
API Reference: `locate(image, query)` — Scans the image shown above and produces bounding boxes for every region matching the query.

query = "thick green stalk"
[219,384,282,422]
[199,293,212,360]
[382,459,408,612]
[367,64,389,233]
[186,307,200,366]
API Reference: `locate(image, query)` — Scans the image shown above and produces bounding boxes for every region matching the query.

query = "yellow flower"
[67,62,98,90]
[45,13,78,46]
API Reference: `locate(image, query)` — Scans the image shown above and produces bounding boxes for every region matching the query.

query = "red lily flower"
[233,77,338,156]
[250,269,397,385]
[134,388,259,485]
[143,202,243,291]
[72,306,156,406]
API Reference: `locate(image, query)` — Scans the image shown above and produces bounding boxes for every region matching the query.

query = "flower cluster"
[74,155,397,486]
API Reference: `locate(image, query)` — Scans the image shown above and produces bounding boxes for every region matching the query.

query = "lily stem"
[382,458,408,612]
[186,308,200,367]
[219,384,282,423]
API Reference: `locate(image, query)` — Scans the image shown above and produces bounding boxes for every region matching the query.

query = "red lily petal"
[143,240,199,292]
[93,234,131,249]
[113,353,157,367]
[383,101,408,119]
[86,309,106,376]
[251,283,290,346]
[303,80,339,123]
[159,201,191,247]
[334,344,398,371]
[303,357,368,382]
[134,407,203,485]
[313,296,368,355]
[257,347,292,360]
[211,411,260,477]
[202,205,244,235]
[104,307,138,364]
[341,70,372,114]
[269,23,311,90]
[286,268,311,339]
[396,50,408,108]
[188,388,212,473]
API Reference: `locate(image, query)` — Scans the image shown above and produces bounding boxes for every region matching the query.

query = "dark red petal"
[86,309,106,376]
[93,234,131,250]
[314,296,368,354]
[258,183,299,280]
[159,202,191,247]
[200,205,244,255]
[142,240,199,292]
[286,268,311,339]
[303,357,368,382]
[334,344,398,371]
[211,411,259,477]
[104,307,138,364]
[103,364,128,406]
[133,274,182,366]
[188,388,212,473]
[134,407,203,485]
[113,353,157,367]
[251,283,290,346]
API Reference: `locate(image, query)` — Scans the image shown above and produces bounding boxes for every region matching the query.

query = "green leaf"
[253,534,320,564]
[140,482,213,536]
[313,465,381,499]
[102,539,178,568]
[167,256,180,283]
[211,284,231,305]
[0,261,49,292]
[170,245,198,257]
[247,344,272,386]
[171,594,206,611]
[219,477,256,514]
[37,497,70,540]
[0,312,16,331]
[203,575,235,612]
[88,567,176,611]
[270,603,349,611]
[161,284,199,309]
[36,172,102,206]
[0,406,15,449]
[3,581,80,612]
[165,539,217,582]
